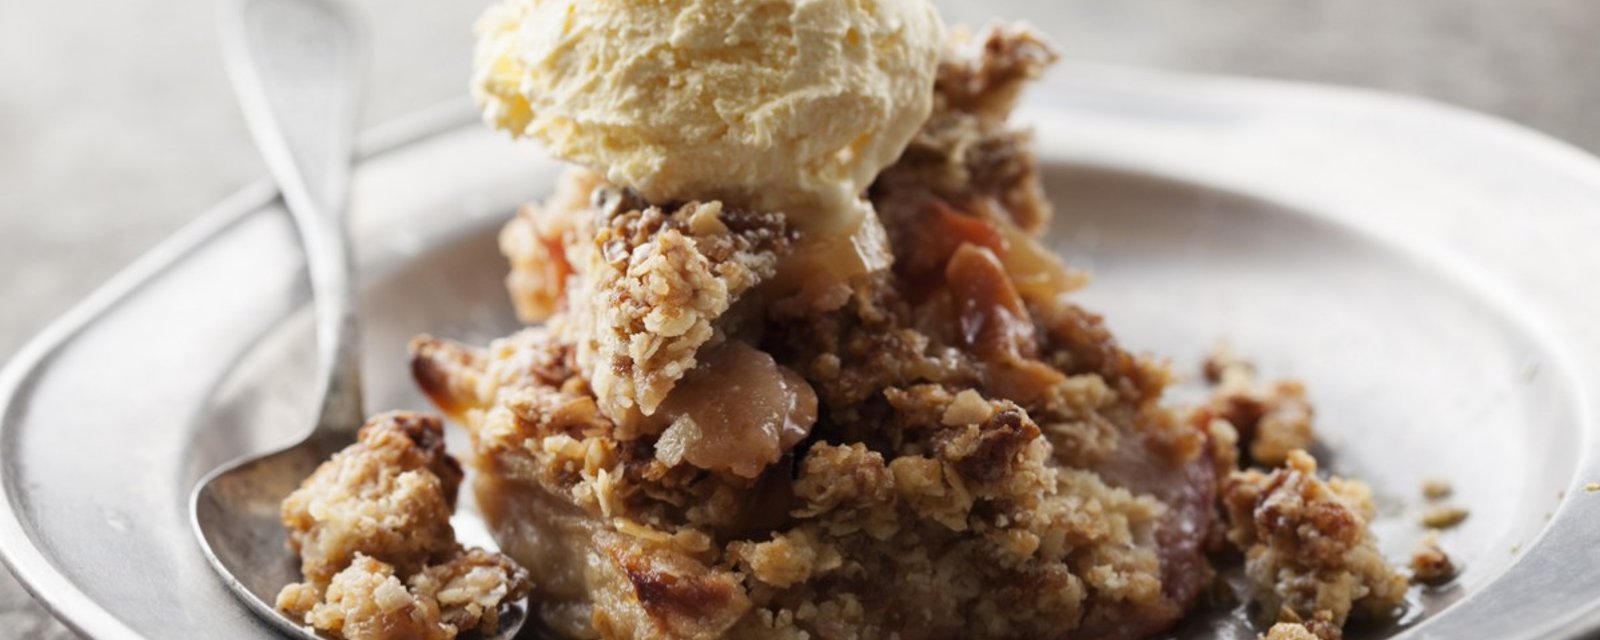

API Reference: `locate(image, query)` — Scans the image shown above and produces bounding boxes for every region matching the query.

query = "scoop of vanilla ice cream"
[473,0,944,230]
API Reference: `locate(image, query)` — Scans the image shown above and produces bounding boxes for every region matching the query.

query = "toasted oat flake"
[1421,506,1470,529]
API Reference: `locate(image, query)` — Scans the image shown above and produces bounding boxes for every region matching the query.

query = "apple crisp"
[405,25,1233,640]
[277,20,1420,640]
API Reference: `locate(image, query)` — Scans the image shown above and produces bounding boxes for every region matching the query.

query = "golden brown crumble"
[1409,531,1457,586]
[1263,623,1321,640]
[1221,450,1407,635]
[502,169,795,421]
[1260,610,1340,640]
[1262,623,1320,640]
[873,22,1060,235]
[1194,347,1411,628]
[280,554,453,640]
[1199,348,1315,468]
[1420,506,1470,529]
[279,412,463,589]
[276,413,531,639]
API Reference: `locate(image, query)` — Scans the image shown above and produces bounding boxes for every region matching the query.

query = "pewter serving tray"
[4,67,1600,639]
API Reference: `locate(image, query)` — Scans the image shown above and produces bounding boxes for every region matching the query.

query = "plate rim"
[5,68,1600,638]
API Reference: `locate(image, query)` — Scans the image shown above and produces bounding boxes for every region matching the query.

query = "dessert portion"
[412,15,1229,638]
[271,1,1445,638]
[276,413,531,639]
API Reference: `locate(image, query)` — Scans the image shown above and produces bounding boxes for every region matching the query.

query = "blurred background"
[1,0,1597,635]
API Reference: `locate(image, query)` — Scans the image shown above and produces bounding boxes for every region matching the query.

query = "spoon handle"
[220,0,366,435]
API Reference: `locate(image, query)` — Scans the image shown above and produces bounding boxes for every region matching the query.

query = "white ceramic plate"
[4,66,1600,639]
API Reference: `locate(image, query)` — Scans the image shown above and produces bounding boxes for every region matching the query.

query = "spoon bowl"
[192,435,346,637]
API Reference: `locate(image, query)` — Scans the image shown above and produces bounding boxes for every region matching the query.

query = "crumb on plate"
[1260,610,1340,640]
[1421,506,1470,530]
[1222,450,1407,633]
[1198,347,1315,468]
[1409,531,1457,586]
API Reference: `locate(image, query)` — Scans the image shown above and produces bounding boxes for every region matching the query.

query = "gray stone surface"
[0,0,1595,636]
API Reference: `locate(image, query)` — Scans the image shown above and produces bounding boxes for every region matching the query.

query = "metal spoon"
[189,0,524,637]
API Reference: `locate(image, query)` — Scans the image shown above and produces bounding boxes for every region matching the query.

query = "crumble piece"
[279,412,463,587]
[871,25,1085,309]
[558,196,791,419]
[1200,348,1315,467]
[288,554,451,640]
[1221,450,1407,634]
[277,412,531,640]
[1420,506,1469,529]
[1202,345,1255,385]
[1260,610,1339,640]
[1409,531,1457,585]
[1587,482,1600,493]
[873,22,1060,235]
[1263,623,1320,640]
[501,171,795,420]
